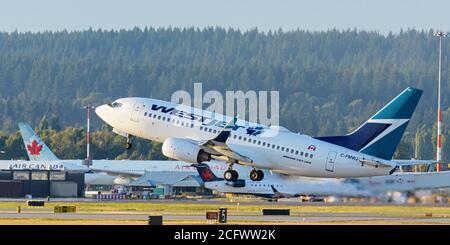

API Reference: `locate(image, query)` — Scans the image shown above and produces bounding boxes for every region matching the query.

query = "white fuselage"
[96,98,394,178]
[204,164,369,197]
[203,163,450,198]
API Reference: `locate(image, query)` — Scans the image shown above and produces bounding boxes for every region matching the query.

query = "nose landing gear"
[125,136,133,149]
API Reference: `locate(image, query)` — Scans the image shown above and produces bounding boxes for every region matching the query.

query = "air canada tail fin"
[192,163,223,182]
[18,122,59,161]
[315,87,423,160]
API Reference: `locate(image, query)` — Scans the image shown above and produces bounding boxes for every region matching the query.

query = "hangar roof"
[126,171,202,187]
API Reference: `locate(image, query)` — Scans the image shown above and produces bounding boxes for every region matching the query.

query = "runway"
[1,210,450,224]
[1,198,450,224]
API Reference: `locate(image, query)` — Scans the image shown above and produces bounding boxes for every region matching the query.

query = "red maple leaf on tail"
[27,140,43,155]
[201,169,214,181]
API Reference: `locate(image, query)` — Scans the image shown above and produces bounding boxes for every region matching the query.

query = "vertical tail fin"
[18,122,59,161]
[191,163,223,182]
[315,87,423,160]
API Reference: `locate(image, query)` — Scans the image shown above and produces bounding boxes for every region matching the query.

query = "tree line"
[0,27,449,162]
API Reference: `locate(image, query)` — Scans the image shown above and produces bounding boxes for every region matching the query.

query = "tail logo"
[200,168,214,181]
[26,140,43,155]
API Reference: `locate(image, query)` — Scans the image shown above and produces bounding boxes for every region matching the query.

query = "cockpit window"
[109,101,123,108]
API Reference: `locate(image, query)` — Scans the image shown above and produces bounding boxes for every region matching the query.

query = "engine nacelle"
[162,137,211,163]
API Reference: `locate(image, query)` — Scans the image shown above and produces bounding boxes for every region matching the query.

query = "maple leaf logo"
[26,140,43,155]
[200,168,214,181]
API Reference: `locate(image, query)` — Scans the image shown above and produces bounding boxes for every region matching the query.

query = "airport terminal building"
[0,163,85,198]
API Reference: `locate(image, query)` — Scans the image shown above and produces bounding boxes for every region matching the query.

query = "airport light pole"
[433,31,448,172]
[83,104,95,167]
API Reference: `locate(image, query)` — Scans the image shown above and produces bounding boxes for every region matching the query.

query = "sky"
[0,0,449,34]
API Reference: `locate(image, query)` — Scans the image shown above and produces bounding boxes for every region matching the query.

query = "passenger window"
[286,148,289,152]
[300,152,303,156]
[290,149,294,154]
[238,136,242,140]
[295,150,299,155]
[157,115,161,120]
[213,129,217,134]
[305,153,309,157]
[281,147,285,151]
[276,146,280,150]
[257,141,261,145]
[262,142,266,146]
[243,137,247,141]
[153,114,157,118]
[144,112,147,116]
[310,154,313,158]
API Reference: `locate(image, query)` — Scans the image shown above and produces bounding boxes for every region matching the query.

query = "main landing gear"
[250,169,264,181]
[125,136,133,149]
[224,160,239,181]
[224,169,239,181]
[223,161,264,182]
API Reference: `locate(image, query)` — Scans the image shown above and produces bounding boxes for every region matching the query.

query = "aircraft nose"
[95,104,109,122]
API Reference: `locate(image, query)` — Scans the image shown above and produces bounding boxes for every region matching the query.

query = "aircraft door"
[130,102,144,122]
[325,151,337,172]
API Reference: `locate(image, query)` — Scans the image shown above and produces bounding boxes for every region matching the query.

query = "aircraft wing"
[270,185,299,198]
[359,158,392,168]
[198,117,254,163]
[391,159,439,166]
[88,167,142,178]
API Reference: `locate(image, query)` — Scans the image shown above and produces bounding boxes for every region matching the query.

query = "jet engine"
[162,137,211,163]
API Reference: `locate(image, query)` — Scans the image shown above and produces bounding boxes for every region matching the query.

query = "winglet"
[213,116,238,143]
[270,185,279,193]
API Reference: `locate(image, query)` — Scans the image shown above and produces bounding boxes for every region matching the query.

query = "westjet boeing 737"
[95,87,433,181]
[18,122,450,200]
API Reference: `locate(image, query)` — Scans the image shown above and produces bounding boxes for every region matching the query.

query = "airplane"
[17,123,203,184]
[95,87,434,181]
[193,162,450,200]
[193,163,370,199]
[0,159,89,172]
[19,122,450,201]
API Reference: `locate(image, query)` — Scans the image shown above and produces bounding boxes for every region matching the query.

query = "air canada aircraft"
[193,162,450,200]
[193,163,370,199]
[96,87,435,181]
[17,123,202,184]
